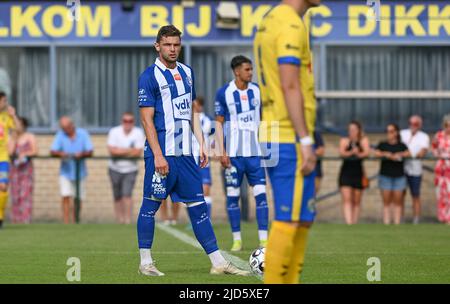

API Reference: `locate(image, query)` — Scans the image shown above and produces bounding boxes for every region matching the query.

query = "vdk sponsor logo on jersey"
[173,93,192,120]
[237,110,255,131]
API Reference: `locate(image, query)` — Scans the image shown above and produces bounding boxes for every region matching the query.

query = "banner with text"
[0,0,448,43]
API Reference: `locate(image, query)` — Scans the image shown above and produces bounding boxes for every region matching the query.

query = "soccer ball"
[249,247,265,275]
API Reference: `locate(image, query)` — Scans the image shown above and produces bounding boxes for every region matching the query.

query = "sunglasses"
[409,121,420,126]
[387,128,397,133]
[122,119,134,123]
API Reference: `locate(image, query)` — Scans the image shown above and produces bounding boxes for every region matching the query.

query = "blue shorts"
[143,155,204,203]
[378,175,407,191]
[200,165,212,186]
[0,162,9,183]
[224,156,266,188]
[406,175,422,197]
[265,143,316,222]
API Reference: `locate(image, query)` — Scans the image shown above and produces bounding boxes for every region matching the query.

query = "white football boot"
[138,263,165,276]
[210,261,251,276]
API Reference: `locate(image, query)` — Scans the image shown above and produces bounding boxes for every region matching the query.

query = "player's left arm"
[192,108,207,168]
[279,64,315,172]
[277,23,316,175]
[190,71,208,168]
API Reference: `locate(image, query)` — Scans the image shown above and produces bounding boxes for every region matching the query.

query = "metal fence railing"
[25,155,445,223]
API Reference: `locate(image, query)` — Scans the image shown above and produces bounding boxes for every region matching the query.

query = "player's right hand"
[155,155,169,176]
[220,155,231,168]
[301,144,316,176]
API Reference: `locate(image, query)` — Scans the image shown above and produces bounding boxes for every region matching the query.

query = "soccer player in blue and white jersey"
[192,96,214,218]
[137,25,249,277]
[215,55,269,252]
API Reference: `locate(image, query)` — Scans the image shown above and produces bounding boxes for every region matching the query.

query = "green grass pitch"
[0,222,449,284]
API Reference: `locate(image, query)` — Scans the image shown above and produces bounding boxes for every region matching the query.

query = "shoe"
[259,240,267,248]
[138,263,165,276]
[230,240,242,252]
[413,217,420,225]
[162,220,171,226]
[170,220,177,226]
[210,261,251,276]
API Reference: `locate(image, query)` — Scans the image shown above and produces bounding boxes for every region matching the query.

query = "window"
[321,46,450,132]
[56,47,157,128]
[0,47,50,127]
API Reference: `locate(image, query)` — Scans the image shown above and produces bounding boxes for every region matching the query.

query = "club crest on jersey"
[174,74,182,81]
[186,76,193,87]
[251,98,260,107]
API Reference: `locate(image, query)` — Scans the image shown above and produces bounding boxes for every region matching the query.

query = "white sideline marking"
[156,223,260,279]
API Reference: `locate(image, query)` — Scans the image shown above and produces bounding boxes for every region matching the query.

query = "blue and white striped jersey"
[138,58,196,157]
[215,80,261,157]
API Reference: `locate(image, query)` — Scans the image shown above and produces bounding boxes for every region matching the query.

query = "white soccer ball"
[249,247,265,275]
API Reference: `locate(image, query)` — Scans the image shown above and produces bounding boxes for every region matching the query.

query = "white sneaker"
[162,220,171,226]
[210,261,251,276]
[170,220,177,226]
[138,263,165,276]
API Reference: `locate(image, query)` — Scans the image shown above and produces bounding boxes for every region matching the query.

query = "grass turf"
[0,222,449,284]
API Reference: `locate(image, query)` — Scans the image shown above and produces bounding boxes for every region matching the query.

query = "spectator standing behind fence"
[50,117,93,224]
[375,124,410,225]
[9,117,37,224]
[313,130,325,196]
[400,115,430,224]
[107,112,145,224]
[338,121,370,225]
[431,114,450,225]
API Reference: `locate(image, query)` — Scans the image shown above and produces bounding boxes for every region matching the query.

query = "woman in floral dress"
[432,114,450,224]
[9,117,37,224]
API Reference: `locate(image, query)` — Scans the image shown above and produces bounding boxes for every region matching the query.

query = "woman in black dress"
[338,121,371,225]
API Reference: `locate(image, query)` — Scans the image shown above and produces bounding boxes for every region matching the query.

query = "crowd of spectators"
[0,89,449,226]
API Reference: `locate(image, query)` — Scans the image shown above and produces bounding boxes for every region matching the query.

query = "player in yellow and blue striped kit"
[0,92,19,229]
[254,0,321,284]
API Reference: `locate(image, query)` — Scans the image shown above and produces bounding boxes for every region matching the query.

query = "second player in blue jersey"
[215,55,269,252]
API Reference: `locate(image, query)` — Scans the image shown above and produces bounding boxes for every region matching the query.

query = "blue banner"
[0,1,448,43]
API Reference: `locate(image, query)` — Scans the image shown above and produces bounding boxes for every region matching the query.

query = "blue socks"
[255,192,269,231]
[226,195,241,233]
[187,202,219,254]
[137,198,161,249]
[137,198,218,255]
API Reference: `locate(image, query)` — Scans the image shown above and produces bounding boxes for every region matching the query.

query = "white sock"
[140,249,153,266]
[232,231,241,241]
[205,196,212,205]
[208,250,228,267]
[258,230,268,242]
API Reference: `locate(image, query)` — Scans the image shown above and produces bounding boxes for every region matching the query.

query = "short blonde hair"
[443,114,450,128]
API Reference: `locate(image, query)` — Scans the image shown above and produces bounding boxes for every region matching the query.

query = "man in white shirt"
[400,115,430,224]
[108,112,145,224]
